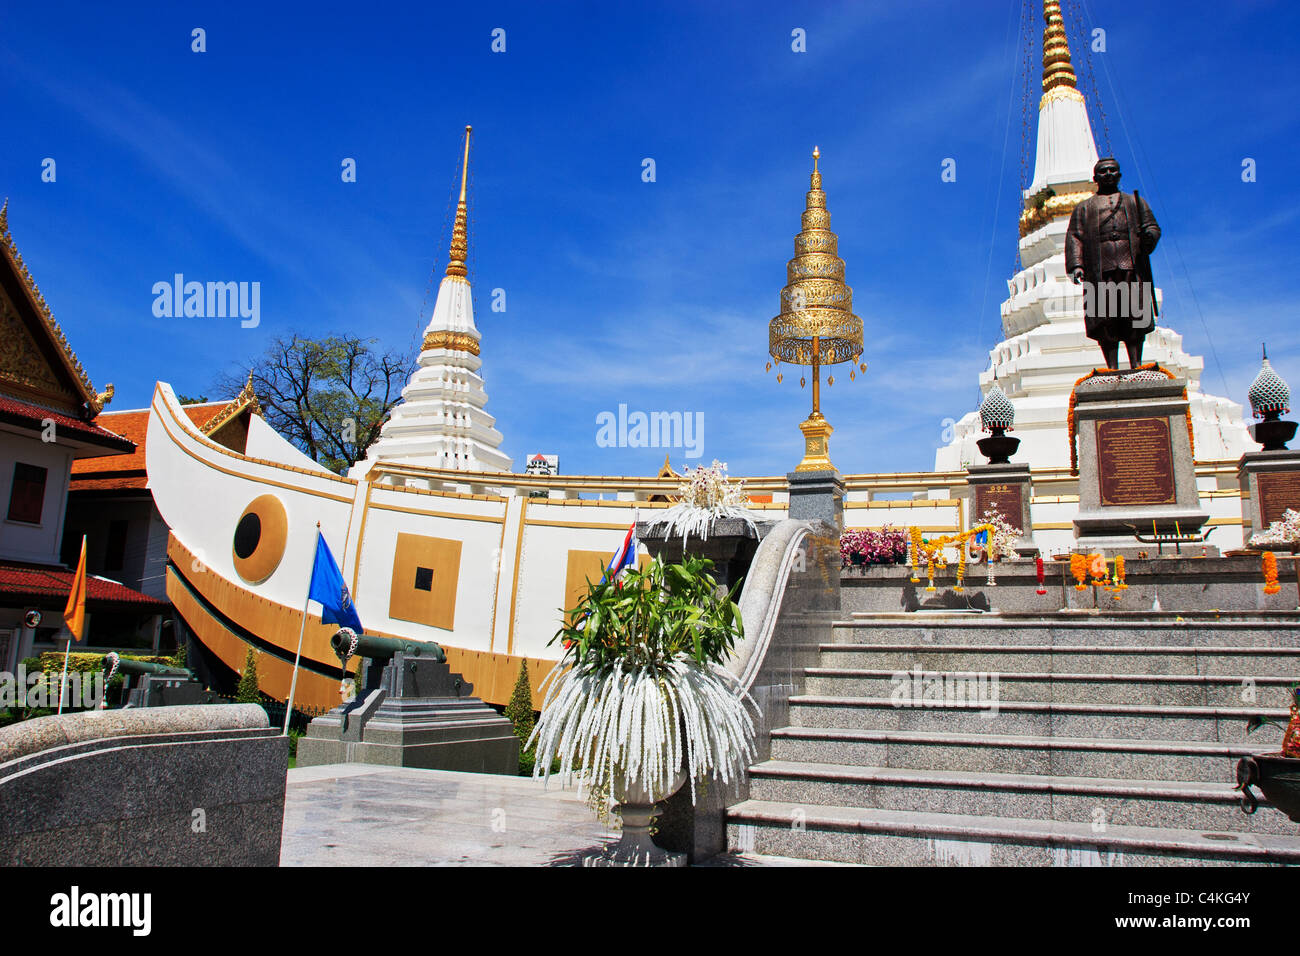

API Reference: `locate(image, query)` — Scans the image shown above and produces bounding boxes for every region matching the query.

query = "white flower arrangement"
[528,656,758,805]
[976,505,1023,559]
[642,459,760,543]
[1250,508,1300,548]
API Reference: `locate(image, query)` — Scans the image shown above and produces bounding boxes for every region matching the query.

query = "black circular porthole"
[232,495,288,584]
[233,513,262,560]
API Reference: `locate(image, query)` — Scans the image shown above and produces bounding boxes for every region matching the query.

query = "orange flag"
[63,536,87,642]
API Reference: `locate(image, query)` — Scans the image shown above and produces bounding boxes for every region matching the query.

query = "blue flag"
[308,531,363,633]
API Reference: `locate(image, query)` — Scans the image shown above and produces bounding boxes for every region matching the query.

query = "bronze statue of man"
[1065,157,1161,369]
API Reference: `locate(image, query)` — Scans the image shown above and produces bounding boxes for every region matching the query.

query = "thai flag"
[604,522,638,582]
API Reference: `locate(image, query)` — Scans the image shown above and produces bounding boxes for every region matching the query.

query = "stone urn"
[1237,754,1300,822]
[585,770,688,867]
[636,518,771,593]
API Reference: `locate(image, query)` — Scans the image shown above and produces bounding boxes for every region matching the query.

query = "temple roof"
[0,559,167,609]
[0,200,110,418]
[71,384,261,491]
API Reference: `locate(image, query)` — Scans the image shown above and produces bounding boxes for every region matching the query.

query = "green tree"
[504,659,534,746]
[175,393,209,405]
[216,334,415,473]
[235,647,261,703]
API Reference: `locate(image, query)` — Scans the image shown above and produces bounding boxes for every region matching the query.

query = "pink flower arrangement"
[840,525,908,567]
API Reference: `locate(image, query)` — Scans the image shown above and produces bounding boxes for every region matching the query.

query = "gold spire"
[445,125,472,278]
[768,146,864,473]
[1041,1,1078,93]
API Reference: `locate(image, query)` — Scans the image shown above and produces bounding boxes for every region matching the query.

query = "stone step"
[725,800,1300,866]
[818,643,1300,676]
[746,761,1290,835]
[830,617,1300,648]
[802,667,1294,707]
[768,726,1274,783]
[786,695,1287,741]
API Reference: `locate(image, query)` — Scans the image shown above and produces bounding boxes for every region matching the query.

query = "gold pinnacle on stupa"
[445,125,472,279]
[768,145,864,472]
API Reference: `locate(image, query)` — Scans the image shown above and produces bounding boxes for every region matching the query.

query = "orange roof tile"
[71,402,235,480]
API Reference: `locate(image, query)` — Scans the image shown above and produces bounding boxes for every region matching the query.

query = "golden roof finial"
[769,146,864,472]
[0,198,8,238]
[445,125,472,278]
[1041,0,1078,93]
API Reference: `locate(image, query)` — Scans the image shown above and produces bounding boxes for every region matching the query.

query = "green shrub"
[235,647,261,703]
[504,659,534,745]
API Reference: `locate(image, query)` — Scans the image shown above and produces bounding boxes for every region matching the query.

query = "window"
[105,519,129,571]
[7,463,47,524]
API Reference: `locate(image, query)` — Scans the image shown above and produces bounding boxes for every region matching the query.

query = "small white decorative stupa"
[935,0,1249,471]
[1248,346,1290,419]
[979,379,1016,432]
[352,127,512,477]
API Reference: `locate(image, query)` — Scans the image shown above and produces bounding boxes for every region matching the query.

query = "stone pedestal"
[1239,448,1300,543]
[966,462,1038,557]
[1072,374,1208,554]
[786,469,845,532]
[297,654,518,774]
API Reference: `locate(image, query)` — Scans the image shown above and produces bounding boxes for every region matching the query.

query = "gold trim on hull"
[168,533,551,708]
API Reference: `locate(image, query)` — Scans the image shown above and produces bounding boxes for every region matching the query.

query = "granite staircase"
[725,612,1300,865]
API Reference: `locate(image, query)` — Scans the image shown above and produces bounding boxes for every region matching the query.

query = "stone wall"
[0,704,287,866]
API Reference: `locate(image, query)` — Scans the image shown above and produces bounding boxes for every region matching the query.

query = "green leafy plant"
[553,554,744,673]
[531,555,757,806]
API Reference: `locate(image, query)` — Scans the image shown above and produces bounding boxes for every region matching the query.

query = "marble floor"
[280,764,620,866]
[279,763,836,866]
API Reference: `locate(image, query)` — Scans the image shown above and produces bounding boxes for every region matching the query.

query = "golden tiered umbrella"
[768,146,865,472]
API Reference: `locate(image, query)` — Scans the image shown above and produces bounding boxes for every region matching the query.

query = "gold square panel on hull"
[388,532,462,630]
[562,549,648,625]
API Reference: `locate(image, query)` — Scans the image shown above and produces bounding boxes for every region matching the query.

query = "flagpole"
[59,535,87,715]
[283,523,319,736]
[56,634,72,715]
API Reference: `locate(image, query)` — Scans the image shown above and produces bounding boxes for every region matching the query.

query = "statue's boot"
[1101,344,1120,370]
[1125,340,1144,369]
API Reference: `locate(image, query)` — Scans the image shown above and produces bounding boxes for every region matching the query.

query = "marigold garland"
[911,524,996,594]
[1067,364,1192,475]
[1263,551,1281,595]
[1070,553,1088,590]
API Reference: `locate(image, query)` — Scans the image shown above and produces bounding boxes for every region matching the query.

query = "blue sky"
[3,0,1297,478]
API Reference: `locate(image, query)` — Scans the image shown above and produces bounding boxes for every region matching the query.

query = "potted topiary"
[528,554,758,866]
[1236,685,1300,822]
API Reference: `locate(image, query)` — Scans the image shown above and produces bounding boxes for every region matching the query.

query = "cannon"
[329,630,445,665]
[103,652,213,709]
[297,629,518,774]
[107,657,194,680]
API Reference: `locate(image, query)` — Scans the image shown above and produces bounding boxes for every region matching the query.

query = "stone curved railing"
[725,517,841,764]
[0,703,268,765]
[727,519,812,692]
